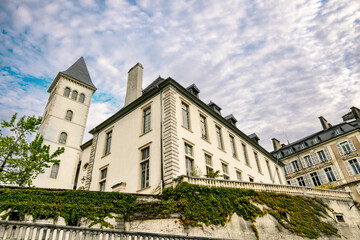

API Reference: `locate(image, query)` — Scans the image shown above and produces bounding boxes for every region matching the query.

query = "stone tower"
[34,57,96,189]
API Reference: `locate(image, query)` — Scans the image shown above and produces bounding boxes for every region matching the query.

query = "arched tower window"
[64,87,70,97]
[65,110,73,121]
[79,93,85,103]
[72,90,78,100]
[50,163,59,179]
[59,132,67,144]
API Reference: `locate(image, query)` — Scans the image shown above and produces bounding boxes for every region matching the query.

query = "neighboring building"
[34,57,96,189]
[35,57,285,193]
[271,107,360,202]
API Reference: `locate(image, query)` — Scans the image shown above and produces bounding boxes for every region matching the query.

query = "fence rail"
[176,176,353,200]
[0,221,229,240]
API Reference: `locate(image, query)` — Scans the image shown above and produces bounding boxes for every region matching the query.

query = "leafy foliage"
[0,113,64,186]
[205,170,221,178]
[0,183,340,239]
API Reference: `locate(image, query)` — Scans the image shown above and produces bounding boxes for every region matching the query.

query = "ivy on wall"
[0,183,340,239]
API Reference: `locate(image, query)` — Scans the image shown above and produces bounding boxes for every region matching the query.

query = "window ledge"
[181,125,193,133]
[201,137,211,144]
[218,147,226,153]
[246,164,252,169]
[137,186,151,193]
[139,129,152,138]
[102,153,111,159]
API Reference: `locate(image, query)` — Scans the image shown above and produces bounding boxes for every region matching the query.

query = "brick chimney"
[351,106,360,120]
[272,138,281,151]
[319,116,330,130]
[124,63,143,106]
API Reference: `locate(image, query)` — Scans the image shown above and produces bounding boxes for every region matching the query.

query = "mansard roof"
[89,77,282,166]
[60,57,96,90]
[271,119,360,160]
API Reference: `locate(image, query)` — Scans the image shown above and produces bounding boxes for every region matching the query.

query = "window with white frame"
[310,172,321,186]
[254,152,262,173]
[291,160,300,172]
[182,102,190,129]
[204,153,213,174]
[59,132,67,144]
[324,167,337,182]
[304,155,312,167]
[242,143,250,166]
[200,114,208,139]
[349,159,360,175]
[143,107,151,133]
[337,140,356,155]
[185,143,194,176]
[317,150,327,162]
[275,167,282,184]
[266,160,272,180]
[50,163,59,179]
[221,162,229,179]
[236,170,242,181]
[140,146,150,189]
[297,176,306,186]
[99,168,107,191]
[216,126,223,150]
[340,141,352,154]
[104,130,112,155]
[230,135,237,158]
[65,110,73,121]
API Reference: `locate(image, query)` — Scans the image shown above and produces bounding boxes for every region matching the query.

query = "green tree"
[205,170,221,178]
[0,113,64,186]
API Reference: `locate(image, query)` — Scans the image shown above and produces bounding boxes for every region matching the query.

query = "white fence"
[176,176,353,200]
[0,221,229,240]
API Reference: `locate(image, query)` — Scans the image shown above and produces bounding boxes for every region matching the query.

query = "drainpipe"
[87,127,98,190]
[158,85,164,190]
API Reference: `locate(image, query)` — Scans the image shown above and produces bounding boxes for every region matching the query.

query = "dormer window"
[300,143,306,149]
[288,148,294,154]
[208,101,222,115]
[334,128,341,135]
[313,138,318,144]
[186,84,200,98]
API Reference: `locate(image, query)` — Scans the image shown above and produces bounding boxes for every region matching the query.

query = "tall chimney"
[351,106,360,120]
[124,63,143,106]
[272,138,281,151]
[319,116,330,130]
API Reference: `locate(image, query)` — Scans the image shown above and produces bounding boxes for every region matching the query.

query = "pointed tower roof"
[60,57,96,90]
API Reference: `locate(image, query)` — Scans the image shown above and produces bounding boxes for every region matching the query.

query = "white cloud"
[0,0,359,151]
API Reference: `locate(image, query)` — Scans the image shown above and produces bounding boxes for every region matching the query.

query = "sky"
[0,0,359,151]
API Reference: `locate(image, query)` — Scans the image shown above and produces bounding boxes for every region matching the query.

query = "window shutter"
[356,184,360,195]
[336,144,344,155]
[305,174,314,187]
[311,153,320,165]
[348,139,356,152]
[324,148,331,160]
[290,178,297,186]
[331,166,340,180]
[317,170,327,185]
[344,161,355,176]
[300,157,307,168]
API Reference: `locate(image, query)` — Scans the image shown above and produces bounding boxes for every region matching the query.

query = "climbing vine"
[0,183,340,239]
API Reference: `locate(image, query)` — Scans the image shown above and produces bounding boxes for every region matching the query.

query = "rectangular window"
[266,160,272,180]
[230,135,237,158]
[206,166,213,175]
[205,153,212,166]
[182,102,190,129]
[143,107,151,133]
[104,131,112,155]
[310,172,321,186]
[236,171,242,181]
[291,160,300,172]
[222,162,229,179]
[297,176,306,186]
[304,155,312,167]
[140,146,150,189]
[317,150,326,162]
[242,143,250,166]
[99,168,107,191]
[324,167,336,182]
[200,115,208,139]
[340,141,352,154]
[276,167,282,184]
[349,159,360,175]
[185,143,194,176]
[216,126,223,150]
[249,177,254,182]
[254,152,261,173]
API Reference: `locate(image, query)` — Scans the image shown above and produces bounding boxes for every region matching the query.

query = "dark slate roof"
[61,57,96,90]
[271,119,360,160]
[143,76,166,93]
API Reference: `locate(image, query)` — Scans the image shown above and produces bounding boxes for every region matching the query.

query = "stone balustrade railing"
[0,221,229,240]
[175,176,353,200]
